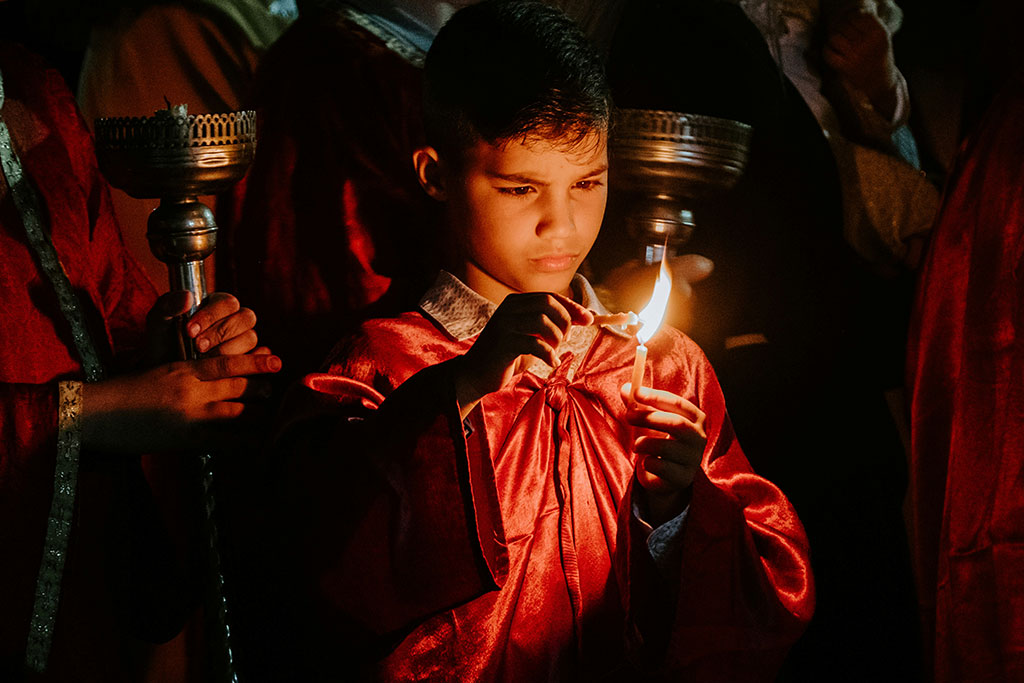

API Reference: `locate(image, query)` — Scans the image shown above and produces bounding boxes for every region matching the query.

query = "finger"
[521,335,560,368]
[206,376,251,402]
[196,308,258,353]
[148,290,194,327]
[627,409,707,443]
[640,455,698,491]
[187,292,241,338]
[669,254,714,285]
[193,352,282,381]
[508,294,579,344]
[634,435,703,466]
[205,376,273,402]
[143,291,195,364]
[206,330,259,357]
[545,292,594,326]
[519,310,569,348]
[621,385,707,426]
[496,294,569,339]
[512,293,573,333]
[203,400,247,421]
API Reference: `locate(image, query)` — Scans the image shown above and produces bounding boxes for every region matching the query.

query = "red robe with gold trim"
[277,305,814,681]
[0,43,179,681]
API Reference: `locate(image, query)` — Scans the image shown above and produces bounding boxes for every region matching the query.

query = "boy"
[277,2,813,679]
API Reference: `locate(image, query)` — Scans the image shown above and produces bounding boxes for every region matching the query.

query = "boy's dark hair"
[423,0,611,156]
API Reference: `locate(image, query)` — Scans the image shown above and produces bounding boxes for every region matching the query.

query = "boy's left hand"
[621,384,706,516]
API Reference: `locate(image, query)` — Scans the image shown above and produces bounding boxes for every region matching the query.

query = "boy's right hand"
[81,350,282,453]
[454,292,593,418]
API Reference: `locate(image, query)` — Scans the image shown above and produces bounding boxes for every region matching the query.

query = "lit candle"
[630,343,648,402]
[630,255,673,403]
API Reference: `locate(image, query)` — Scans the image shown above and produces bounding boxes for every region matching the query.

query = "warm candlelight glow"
[636,254,673,345]
[630,256,673,402]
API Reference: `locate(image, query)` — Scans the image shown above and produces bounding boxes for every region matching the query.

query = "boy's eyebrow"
[486,164,609,185]
[577,163,609,179]
[487,171,550,186]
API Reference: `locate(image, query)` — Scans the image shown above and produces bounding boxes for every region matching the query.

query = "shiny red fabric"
[0,43,158,679]
[907,73,1024,683]
[280,311,814,681]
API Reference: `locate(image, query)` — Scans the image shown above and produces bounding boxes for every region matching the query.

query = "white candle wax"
[630,343,647,403]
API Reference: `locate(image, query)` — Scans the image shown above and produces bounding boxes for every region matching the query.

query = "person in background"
[216,0,443,382]
[906,3,1024,680]
[0,40,280,681]
[741,0,939,269]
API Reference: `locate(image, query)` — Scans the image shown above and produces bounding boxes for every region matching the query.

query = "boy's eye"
[574,179,604,191]
[497,186,535,196]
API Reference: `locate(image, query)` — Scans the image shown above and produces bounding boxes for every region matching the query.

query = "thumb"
[145,291,194,342]
[149,290,194,325]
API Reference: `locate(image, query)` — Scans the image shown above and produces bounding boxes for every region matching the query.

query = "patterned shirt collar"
[419,270,618,341]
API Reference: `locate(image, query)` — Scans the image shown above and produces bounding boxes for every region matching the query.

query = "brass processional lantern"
[94,107,256,683]
[610,109,752,265]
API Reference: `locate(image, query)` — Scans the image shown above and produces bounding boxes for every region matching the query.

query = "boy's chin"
[518,270,578,296]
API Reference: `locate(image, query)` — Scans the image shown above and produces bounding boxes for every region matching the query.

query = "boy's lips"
[530,253,578,272]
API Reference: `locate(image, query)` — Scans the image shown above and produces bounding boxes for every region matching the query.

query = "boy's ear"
[413,146,447,201]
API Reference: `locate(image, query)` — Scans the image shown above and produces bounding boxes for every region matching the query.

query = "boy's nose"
[536,194,576,239]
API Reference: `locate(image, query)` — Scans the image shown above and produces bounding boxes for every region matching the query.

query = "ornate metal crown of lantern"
[610,109,752,264]
[94,109,257,323]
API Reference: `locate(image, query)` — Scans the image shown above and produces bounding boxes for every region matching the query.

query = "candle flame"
[636,255,672,345]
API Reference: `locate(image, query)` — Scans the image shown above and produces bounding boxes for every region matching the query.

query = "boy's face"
[440,132,608,304]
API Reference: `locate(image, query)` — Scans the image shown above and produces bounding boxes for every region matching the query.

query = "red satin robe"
[907,72,1024,683]
[0,43,174,680]
[278,305,814,681]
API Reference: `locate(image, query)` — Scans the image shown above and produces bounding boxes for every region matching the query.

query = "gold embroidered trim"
[24,381,84,672]
[1,68,105,673]
[0,70,104,384]
[335,3,427,68]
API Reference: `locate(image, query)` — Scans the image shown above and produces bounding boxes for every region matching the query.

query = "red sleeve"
[276,359,507,639]
[43,56,156,359]
[621,337,814,681]
[89,170,157,361]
